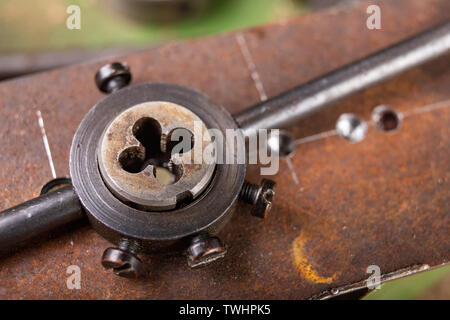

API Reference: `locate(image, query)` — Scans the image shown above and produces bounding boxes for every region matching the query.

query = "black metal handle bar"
[0,186,83,254]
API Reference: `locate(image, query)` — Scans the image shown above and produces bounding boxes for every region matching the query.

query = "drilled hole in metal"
[372,106,401,132]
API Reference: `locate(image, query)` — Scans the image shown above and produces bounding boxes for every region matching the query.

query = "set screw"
[239,179,276,219]
[186,233,227,268]
[95,62,132,94]
[101,239,144,278]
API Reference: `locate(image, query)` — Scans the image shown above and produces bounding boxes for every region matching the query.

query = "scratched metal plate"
[0,0,449,299]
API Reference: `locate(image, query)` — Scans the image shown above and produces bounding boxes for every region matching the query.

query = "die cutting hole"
[153,167,176,185]
[118,146,146,174]
[118,117,192,185]
[132,117,162,154]
[153,162,184,185]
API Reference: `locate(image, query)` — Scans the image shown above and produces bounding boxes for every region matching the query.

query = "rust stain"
[292,233,339,284]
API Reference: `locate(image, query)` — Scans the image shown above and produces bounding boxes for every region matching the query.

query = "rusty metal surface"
[0,0,449,299]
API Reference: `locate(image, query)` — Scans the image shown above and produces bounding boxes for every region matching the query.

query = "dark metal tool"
[70,82,246,277]
[0,21,449,277]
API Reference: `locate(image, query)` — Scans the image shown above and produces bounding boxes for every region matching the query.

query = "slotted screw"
[239,179,276,219]
[95,62,132,94]
[187,233,227,268]
[101,239,145,278]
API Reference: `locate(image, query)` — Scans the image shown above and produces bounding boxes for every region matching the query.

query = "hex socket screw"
[239,179,276,219]
[95,62,132,94]
[101,239,145,278]
[187,233,227,268]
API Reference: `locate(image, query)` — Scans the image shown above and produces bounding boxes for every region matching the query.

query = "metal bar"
[0,186,84,253]
[234,21,450,136]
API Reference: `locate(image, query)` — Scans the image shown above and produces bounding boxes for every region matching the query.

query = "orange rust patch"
[292,234,339,284]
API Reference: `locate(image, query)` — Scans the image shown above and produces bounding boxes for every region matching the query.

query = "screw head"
[251,179,276,219]
[187,233,227,268]
[336,113,367,143]
[101,247,144,278]
[95,62,131,94]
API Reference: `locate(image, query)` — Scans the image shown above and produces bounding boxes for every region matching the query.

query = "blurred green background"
[364,266,450,300]
[0,0,448,299]
[0,0,304,52]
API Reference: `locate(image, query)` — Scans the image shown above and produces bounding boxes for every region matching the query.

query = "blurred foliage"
[364,266,450,300]
[0,0,304,52]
